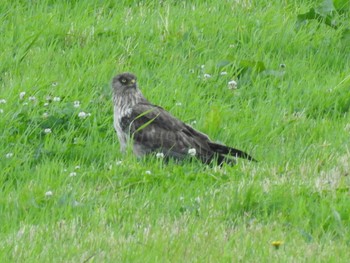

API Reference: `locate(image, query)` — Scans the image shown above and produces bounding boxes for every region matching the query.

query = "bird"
[112,72,255,165]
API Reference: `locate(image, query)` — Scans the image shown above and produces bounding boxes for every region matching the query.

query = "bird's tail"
[208,142,256,162]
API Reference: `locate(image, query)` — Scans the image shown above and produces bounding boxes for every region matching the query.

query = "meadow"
[1,0,350,262]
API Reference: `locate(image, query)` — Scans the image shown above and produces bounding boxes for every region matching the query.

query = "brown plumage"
[112,72,255,164]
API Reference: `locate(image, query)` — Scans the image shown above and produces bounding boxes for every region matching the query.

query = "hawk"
[112,72,255,164]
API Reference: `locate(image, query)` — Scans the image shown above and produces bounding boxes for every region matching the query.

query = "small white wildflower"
[73,101,80,108]
[220,71,228,76]
[204,73,211,79]
[156,152,164,158]
[28,96,36,101]
[69,172,77,177]
[0,109,3,114]
[188,148,196,156]
[228,80,237,90]
[19,92,26,99]
[44,102,49,107]
[45,191,53,197]
[175,102,182,106]
[42,112,49,118]
[145,170,152,175]
[190,120,197,126]
[116,160,122,166]
[74,165,80,170]
[44,128,52,134]
[5,153,13,158]
[0,99,6,104]
[78,111,87,119]
[53,97,61,102]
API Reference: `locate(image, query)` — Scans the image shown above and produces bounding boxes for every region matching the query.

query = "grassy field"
[1,0,350,262]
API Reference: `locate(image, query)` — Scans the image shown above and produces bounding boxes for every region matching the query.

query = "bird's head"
[112,72,137,93]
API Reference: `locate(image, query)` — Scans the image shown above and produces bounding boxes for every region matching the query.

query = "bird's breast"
[113,104,134,152]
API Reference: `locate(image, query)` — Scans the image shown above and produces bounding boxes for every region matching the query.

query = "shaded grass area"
[1,0,350,261]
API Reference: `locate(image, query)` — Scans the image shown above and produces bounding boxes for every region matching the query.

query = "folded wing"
[121,102,255,164]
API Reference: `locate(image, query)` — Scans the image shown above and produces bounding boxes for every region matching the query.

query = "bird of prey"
[112,72,255,165]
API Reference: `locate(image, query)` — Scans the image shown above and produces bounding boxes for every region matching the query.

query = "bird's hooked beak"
[128,79,137,89]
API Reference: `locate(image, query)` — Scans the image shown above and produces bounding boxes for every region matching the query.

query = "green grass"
[1,0,350,262]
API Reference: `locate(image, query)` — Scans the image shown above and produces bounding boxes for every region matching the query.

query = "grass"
[1,0,350,262]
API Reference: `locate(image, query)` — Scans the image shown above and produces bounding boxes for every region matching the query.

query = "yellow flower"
[271,241,283,249]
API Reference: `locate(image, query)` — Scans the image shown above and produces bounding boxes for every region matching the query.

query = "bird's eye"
[121,78,127,84]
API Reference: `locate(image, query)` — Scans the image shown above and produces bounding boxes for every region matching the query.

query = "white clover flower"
[0,99,7,104]
[44,102,49,107]
[28,96,36,101]
[175,102,182,106]
[228,80,237,90]
[19,92,26,99]
[5,153,13,158]
[42,112,49,118]
[78,111,87,119]
[44,128,52,134]
[74,165,80,170]
[220,71,228,76]
[156,152,164,158]
[145,170,152,175]
[203,73,211,79]
[45,191,53,197]
[0,109,3,114]
[73,101,80,108]
[53,97,61,102]
[69,172,77,177]
[188,148,196,156]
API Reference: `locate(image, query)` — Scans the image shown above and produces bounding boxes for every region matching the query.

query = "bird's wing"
[121,102,214,161]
